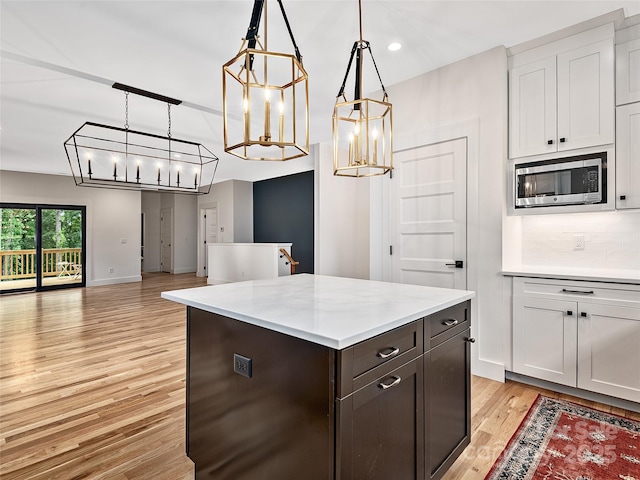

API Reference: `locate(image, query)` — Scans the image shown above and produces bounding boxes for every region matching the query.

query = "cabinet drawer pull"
[377,347,400,359]
[442,319,459,327]
[378,376,401,390]
[562,288,594,295]
[567,310,573,316]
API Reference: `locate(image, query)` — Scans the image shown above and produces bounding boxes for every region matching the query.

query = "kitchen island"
[162,274,475,480]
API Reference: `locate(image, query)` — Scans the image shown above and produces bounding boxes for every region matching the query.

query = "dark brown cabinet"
[424,300,472,480]
[186,300,471,480]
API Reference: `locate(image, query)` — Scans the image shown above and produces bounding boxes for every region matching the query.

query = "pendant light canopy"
[64,84,219,195]
[223,0,309,161]
[332,0,393,177]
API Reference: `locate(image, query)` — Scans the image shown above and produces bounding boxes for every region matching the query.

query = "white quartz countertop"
[162,274,475,349]
[502,266,640,284]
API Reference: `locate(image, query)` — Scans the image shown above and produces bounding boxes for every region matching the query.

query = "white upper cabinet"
[616,38,640,105]
[509,31,615,159]
[557,39,614,152]
[509,57,557,158]
[616,102,640,209]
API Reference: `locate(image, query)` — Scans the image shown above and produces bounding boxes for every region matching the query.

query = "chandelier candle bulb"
[279,101,284,143]
[113,158,117,180]
[136,161,140,183]
[87,158,92,179]
[157,166,161,185]
[243,96,250,142]
[354,124,360,165]
[348,133,354,166]
[176,167,180,186]
[372,129,378,165]
[264,89,271,141]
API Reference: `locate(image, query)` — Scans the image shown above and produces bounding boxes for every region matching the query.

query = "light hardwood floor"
[1,273,638,479]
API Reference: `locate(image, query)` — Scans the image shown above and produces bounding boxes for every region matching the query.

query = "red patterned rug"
[485,395,640,480]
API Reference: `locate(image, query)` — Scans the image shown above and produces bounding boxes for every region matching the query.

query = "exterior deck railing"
[0,248,83,280]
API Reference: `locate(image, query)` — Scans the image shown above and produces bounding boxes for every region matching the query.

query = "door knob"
[445,260,464,268]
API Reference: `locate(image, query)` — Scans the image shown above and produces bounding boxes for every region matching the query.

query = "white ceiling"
[2,0,639,184]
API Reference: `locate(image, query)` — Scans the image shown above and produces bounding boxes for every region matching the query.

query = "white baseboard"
[88,275,142,287]
[173,267,197,274]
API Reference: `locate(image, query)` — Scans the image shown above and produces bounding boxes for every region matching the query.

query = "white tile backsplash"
[521,211,640,271]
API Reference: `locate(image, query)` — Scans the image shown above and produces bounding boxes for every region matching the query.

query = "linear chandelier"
[64,83,219,195]
[332,0,393,177]
[223,0,309,161]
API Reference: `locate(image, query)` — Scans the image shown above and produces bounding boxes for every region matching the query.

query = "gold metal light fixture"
[64,84,218,195]
[333,0,393,177]
[223,0,309,161]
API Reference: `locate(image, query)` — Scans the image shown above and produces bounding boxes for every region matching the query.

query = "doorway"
[199,206,218,277]
[160,208,173,273]
[391,138,467,290]
[1,203,86,293]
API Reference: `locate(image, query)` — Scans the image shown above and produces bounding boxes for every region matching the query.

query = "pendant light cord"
[358,0,363,43]
[335,0,388,99]
[124,91,129,130]
[244,0,303,68]
[276,0,302,63]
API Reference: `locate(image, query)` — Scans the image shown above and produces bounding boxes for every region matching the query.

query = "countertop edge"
[161,290,475,350]
[501,269,640,285]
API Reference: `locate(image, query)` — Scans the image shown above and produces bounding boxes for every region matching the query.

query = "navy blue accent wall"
[253,171,314,274]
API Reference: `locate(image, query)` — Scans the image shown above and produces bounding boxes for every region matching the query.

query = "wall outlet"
[234,354,252,378]
[573,234,585,250]
[109,267,114,273]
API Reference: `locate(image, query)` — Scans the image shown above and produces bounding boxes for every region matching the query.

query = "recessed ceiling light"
[387,42,402,52]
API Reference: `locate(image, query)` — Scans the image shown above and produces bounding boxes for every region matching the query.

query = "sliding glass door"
[1,204,86,293]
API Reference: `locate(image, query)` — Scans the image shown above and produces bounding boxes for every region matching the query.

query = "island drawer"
[425,301,470,349]
[337,320,423,397]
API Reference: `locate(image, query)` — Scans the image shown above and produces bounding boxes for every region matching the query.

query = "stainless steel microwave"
[514,152,607,208]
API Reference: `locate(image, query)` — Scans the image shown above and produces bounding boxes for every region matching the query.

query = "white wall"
[197,179,254,243]
[233,180,254,243]
[314,144,371,280]
[0,171,142,286]
[373,46,509,381]
[173,194,198,274]
[196,179,254,276]
[517,211,640,270]
[141,191,161,272]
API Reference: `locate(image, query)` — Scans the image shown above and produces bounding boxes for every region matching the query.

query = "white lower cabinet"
[577,302,640,401]
[513,296,577,387]
[513,277,640,403]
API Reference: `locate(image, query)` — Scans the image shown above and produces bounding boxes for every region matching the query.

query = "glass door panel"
[40,208,85,289]
[0,206,37,292]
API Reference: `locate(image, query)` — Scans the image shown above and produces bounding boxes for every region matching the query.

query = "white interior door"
[203,207,218,275]
[391,138,467,289]
[160,208,173,273]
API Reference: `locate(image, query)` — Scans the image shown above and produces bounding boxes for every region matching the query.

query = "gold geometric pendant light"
[223,0,309,161]
[332,0,393,177]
